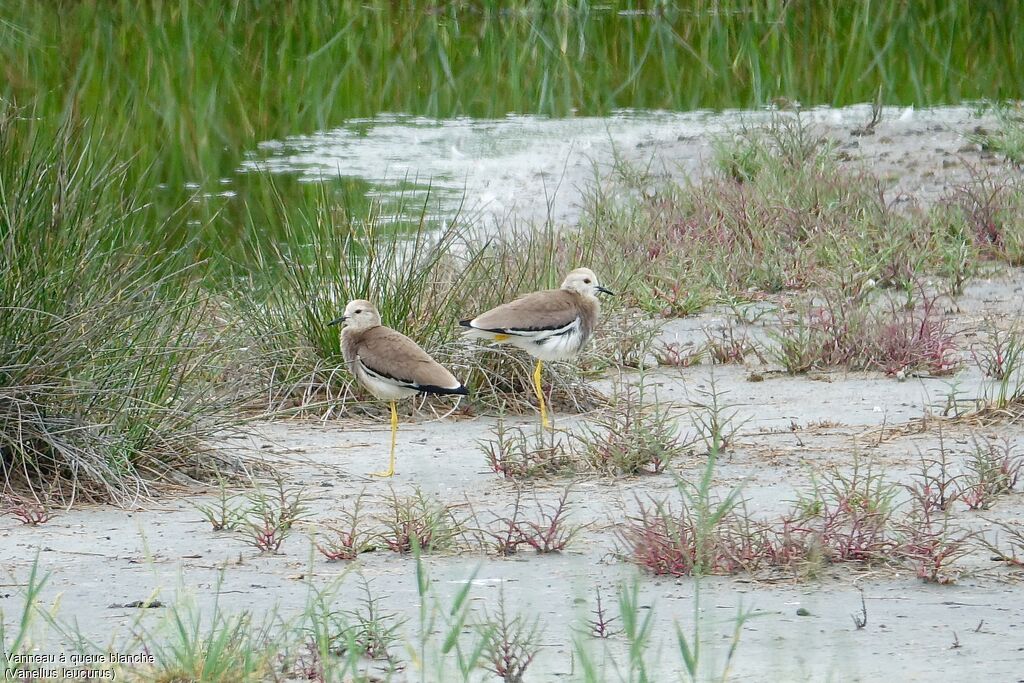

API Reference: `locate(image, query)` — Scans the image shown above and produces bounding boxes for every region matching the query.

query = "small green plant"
[897,506,973,584]
[904,434,964,513]
[315,492,374,561]
[0,557,48,673]
[135,594,276,682]
[379,488,460,553]
[479,591,542,683]
[970,103,1024,166]
[633,276,712,318]
[411,539,492,681]
[334,580,405,662]
[618,418,746,576]
[767,323,816,374]
[2,495,53,526]
[236,475,311,553]
[961,436,1021,510]
[193,479,244,532]
[972,318,1024,409]
[789,459,899,565]
[980,518,1024,568]
[702,322,760,365]
[617,580,655,683]
[583,586,620,639]
[654,340,704,367]
[676,586,758,683]
[688,376,746,453]
[471,487,582,556]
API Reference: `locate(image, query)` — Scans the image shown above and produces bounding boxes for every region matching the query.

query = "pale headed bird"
[459,267,614,428]
[329,300,468,477]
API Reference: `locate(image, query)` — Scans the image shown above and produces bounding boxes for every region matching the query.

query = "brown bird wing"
[355,326,467,395]
[462,289,580,333]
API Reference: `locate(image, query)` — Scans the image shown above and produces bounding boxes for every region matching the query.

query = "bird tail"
[420,383,469,397]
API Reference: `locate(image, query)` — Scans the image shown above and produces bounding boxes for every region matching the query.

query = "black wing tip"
[421,383,470,397]
[458,319,474,328]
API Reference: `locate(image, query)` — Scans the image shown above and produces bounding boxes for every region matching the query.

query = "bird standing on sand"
[328,300,468,478]
[459,267,614,429]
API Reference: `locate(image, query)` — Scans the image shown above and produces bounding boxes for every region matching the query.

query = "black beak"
[597,286,615,296]
[326,315,346,327]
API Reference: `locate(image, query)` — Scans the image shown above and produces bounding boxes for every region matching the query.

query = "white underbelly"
[517,324,586,361]
[355,365,420,400]
[466,316,589,361]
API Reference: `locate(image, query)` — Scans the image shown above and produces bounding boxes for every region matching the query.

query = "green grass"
[2,0,1022,258]
[0,109,240,504]
[973,102,1024,165]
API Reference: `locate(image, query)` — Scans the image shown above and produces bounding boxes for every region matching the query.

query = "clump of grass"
[981,518,1024,568]
[897,505,973,584]
[904,435,964,514]
[702,322,760,365]
[971,317,1024,409]
[481,376,686,479]
[0,556,47,674]
[654,340,704,368]
[379,488,460,553]
[714,113,832,182]
[619,497,706,577]
[688,376,746,454]
[135,600,277,682]
[233,183,471,415]
[481,419,578,479]
[235,198,627,419]
[511,487,582,554]
[868,290,960,377]
[788,460,899,565]
[591,113,1024,341]
[971,103,1024,166]
[0,109,240,505]
[618,495,784,577]
[768,287,960,377]
[632,276,713,318]
[577,376,683,475]
[942,166,1024,266]
[618,415,746,577]
[972,318,1024,381]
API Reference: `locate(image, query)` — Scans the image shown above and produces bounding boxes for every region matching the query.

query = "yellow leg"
[372,400,398,478]
[533,360,551,430]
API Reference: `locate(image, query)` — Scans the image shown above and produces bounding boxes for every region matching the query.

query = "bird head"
[560,267,614,298]
[327,299,382,330]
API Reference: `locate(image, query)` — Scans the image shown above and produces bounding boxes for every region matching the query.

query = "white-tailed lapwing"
[459,267,613,428]
[329,300,468,477]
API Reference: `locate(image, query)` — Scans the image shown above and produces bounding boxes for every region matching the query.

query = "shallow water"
[242,104,982,229]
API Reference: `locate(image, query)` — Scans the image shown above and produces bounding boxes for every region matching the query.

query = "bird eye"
[355,309,363,314]
[583,278,592,284]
